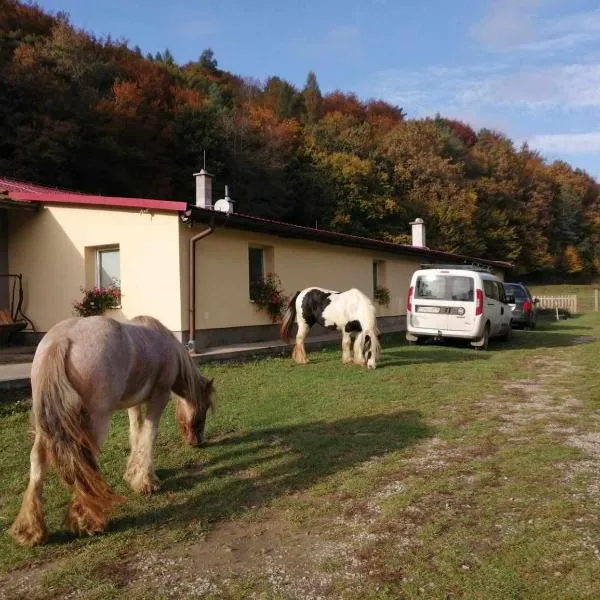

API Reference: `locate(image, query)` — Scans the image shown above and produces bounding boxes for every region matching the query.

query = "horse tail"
[358,292,381,367]
[363,327,381,362]
[280,290,300,343]
[33,338,125,523]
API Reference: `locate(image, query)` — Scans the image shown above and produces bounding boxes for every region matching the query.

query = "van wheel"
[476,323,490,351]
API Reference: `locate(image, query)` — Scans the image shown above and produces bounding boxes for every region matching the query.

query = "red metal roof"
[0,177,187,212]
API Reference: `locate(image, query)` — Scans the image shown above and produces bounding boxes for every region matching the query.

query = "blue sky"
[37,0,600,180]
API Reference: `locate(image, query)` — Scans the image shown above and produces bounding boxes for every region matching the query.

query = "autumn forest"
[1,1,599,278]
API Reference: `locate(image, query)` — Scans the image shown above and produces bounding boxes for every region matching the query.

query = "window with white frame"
[96,247,120,289]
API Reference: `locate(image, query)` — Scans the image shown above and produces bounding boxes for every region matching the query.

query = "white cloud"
[368,63,509,115]
[472,2,600,55]
[460,63,600,109]
[471,0,541,50]
[525,132,600,154]
[517,32,596,53]
[544,8,600,37]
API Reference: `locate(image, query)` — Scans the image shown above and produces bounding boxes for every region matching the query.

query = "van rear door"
[444,275,477,332]
[412,272,475,332]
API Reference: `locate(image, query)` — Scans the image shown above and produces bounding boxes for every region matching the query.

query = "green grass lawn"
[2,314,600,599]
[529,283,599,297]
[528,283,599,314]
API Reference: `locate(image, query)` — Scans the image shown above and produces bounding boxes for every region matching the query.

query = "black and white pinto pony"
[280,287,381,369]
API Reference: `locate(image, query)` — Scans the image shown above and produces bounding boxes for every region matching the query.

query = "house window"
[96,247,120,288]
[248,247,264,300]
[373,262,379,291]
[373,260,386,294]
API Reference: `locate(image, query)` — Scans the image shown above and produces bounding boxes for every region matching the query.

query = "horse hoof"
[66,500,107,537]
[131,474,160,494]
[138,482,160,494]
[9,521,48,547]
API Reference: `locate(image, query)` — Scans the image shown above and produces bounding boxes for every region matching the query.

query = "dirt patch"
[124,515,363,599]
[470,350,586,436]
[479,349,600,560]
[571,335,597,345]
[556,432,600,501]
[104,441,473,597]
[0,562,52,600]
[565,432,600,459]
[401,437,468,474]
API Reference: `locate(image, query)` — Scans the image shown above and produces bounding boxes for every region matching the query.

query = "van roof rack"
[419,263,494,273]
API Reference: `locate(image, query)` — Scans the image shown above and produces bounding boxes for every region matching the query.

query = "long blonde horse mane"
[129,315,215,414]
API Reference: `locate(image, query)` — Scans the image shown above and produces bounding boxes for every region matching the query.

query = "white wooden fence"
[535,295,578,313]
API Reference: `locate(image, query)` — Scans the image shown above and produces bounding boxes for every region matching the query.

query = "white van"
[405,264,513,349]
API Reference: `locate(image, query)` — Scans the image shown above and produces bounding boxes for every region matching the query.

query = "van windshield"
[415,275,474,302]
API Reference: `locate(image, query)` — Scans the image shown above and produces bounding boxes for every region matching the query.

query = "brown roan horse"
[9,314,215,547]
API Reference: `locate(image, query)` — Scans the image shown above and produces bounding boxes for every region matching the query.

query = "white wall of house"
[181,226,422,331]
[8,205,183,333]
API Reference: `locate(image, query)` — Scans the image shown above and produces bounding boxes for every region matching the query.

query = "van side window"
[497,282,507,303]
[483,280,499,300]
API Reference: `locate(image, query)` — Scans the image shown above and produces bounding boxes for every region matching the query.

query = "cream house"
[0,174,512,350]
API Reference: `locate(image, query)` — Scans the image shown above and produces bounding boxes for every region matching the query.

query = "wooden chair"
[0,308,27,346]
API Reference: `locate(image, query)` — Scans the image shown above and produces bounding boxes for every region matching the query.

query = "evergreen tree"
[302,70,322,123]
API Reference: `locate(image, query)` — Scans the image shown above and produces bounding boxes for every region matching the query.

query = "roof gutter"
[0,198,40,211]
[186,217,215,353]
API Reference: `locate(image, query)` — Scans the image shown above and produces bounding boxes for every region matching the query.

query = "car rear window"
[415,275,474,301]
[504,284,528,300]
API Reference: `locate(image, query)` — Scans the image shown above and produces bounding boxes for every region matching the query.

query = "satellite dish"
[214,184,234,213]
[214,198,233,213]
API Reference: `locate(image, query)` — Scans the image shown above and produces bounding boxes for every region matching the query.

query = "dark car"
[503,282,538,329]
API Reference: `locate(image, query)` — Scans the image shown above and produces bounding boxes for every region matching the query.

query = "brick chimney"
[410,217,426,247]
[193,169,213,209]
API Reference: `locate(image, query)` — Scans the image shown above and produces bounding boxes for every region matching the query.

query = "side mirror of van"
[505,293,515,304]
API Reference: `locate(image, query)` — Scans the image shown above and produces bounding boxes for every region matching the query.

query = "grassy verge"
[1,314,600,599]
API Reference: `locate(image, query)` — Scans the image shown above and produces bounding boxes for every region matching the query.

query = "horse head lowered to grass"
[280,286,381,369]
[10,314,215,547]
